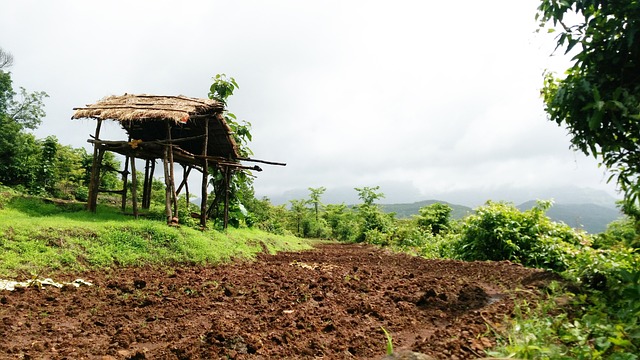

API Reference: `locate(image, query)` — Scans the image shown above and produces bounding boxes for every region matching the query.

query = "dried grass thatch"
[73,93,240,161]
[71,94,224,123]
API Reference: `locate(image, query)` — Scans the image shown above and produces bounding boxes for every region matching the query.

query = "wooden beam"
[237,157,287,166]
[130,156,139,219]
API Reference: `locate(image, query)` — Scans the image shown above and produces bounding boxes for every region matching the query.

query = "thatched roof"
[72,94,241,165]
[72,94,224,123]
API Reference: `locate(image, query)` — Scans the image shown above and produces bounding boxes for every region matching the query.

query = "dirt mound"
[0,243,553,359]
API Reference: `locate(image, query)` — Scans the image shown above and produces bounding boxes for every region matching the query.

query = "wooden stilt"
[200,118,209,228]
[121,156,130,212]
[142,159,151,209]
[130,156,138,219]
[163,146,172,225]
[144,160,156,209]
[87,119,103,212]
[166,122,178,221]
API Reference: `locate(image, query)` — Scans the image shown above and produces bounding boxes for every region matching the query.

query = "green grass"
[0,192,311,277]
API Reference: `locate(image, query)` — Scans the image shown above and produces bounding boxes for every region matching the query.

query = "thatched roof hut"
[72,93,275,228]
[72,94,240,164]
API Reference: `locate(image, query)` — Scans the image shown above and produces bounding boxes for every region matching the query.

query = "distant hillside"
[381,200,472,220]
[517,201,623,234]
[379,199,623,234]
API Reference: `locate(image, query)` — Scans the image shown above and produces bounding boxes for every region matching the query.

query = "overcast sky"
[0,1,619,206]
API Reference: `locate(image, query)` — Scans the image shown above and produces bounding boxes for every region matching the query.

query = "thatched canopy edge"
[71,94,224,123]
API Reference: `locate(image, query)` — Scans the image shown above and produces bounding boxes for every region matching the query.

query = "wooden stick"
[121,156,130,212]
[167,122,178,221]
[87,119,103,212]
[200,118,209,228]
[176,166,192,195]
[237,157,287,166]
[163,146,172,224]
[130,156,138,219]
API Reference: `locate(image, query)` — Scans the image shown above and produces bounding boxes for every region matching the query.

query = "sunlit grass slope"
[0,189,310,277]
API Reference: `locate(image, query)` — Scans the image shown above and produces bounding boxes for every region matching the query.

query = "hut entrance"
[72,94,283,228]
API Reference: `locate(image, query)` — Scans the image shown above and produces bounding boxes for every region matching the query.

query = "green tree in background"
[308,186,326,221]
[0,48,49,192]
[416,203,452,235]
[289,199,308,235]
[354,186,393,243]
[538,1,640,211]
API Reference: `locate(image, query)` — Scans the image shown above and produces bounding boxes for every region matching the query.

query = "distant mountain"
[377,199,623,234]
[517,201,623,234]
[381,200,472,220]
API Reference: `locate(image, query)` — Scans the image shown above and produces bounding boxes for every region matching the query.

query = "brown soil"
[0,243,556,360]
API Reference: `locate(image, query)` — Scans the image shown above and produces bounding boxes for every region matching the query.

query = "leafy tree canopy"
[538,1,640,209]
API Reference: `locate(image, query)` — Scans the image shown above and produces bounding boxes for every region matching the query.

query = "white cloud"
[0,0,619,205]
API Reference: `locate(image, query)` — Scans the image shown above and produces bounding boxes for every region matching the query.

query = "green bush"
[453,200,585,271]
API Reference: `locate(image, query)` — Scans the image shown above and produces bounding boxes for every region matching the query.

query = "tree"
[0,48,13,69]
[308,186,326,221]
[289,199,309,235]
[416,203,452,235]
[537,1,640,210]
[354,186,392,242]
[207,74,255,228]
[0,48,49,192]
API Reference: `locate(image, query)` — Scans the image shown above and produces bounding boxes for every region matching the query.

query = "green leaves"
[538,0,640,211]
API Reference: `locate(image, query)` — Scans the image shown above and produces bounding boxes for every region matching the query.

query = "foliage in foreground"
[538,0,640,215]
[0,190,310,277]
[448,200,640,359]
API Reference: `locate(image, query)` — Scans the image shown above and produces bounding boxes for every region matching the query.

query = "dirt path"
[0,243,555,359]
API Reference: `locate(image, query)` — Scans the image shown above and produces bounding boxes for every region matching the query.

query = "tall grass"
[0,192,310,277]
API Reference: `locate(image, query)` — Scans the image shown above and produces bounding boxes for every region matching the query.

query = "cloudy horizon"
[0,1,619,205]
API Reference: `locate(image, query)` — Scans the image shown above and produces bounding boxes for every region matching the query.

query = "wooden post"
[167,122,178,223]
[121,156,130,212]
[130,156,138,219]
[142,159,151,209]
[200,118,209,228]
[87,119,103,212]
[163,146,172,225]
[143,160,155,209]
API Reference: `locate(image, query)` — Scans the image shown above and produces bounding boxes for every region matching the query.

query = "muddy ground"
[0,243,557,359]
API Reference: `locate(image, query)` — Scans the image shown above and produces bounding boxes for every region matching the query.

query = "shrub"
[453,200,585,271]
